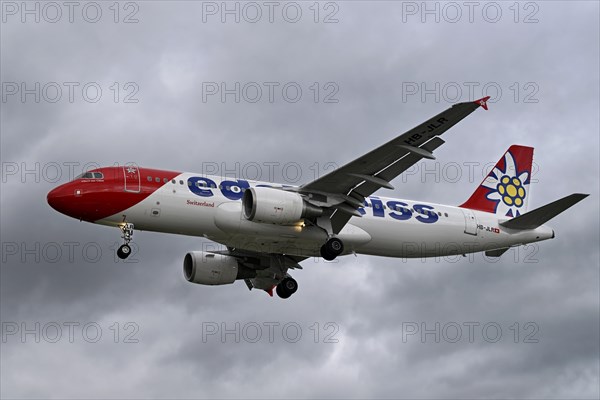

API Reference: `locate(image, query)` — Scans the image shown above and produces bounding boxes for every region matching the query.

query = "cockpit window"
[75,172,102,180]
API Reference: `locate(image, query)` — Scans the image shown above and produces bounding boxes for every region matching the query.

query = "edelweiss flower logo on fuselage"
[481,151,529,217]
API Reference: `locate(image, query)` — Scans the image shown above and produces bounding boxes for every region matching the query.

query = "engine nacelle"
[183,251,241,285]
[242,187,322,224]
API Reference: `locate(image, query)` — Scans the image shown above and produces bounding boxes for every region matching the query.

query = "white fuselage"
[96,173,554,258]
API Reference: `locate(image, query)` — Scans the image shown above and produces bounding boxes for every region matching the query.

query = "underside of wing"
[208,247,306,296]
[210,247,306,270]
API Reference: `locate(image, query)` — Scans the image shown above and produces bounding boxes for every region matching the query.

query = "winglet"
[474,96,490,110]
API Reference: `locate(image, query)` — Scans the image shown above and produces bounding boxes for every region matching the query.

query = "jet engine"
[242,187,322,224]
[183,251,255,285]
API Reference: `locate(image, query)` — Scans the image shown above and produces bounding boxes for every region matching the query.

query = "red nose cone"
[47,185,73,216]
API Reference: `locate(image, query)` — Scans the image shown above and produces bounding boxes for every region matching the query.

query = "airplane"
[47,97,588,299]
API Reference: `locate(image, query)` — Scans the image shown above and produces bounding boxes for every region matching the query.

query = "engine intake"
[242,187,322,224]
[184,251,256,285]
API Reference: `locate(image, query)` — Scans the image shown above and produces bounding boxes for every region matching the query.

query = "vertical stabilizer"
[460,145,533,217]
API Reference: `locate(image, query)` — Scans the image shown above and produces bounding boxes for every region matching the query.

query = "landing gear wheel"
[276,277,298,299]
[117,222,135,260]
[117,244,131,259]
[320,237,344,261]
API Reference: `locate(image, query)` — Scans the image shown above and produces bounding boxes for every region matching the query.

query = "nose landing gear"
[117,223,134,259]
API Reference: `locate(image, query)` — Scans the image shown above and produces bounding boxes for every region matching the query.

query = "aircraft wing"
[209,247,306,270]
[209,247,307,295]
[300,97,490,233]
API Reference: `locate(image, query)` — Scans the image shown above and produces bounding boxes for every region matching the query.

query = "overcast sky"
[1,1,599,399]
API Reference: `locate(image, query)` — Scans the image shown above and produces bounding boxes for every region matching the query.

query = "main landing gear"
[314,217,344,261]
[276,277,298,299]
[320,237,344,261]
[117,222,134,259]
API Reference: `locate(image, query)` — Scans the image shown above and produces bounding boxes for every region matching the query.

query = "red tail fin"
[460,145,534,217]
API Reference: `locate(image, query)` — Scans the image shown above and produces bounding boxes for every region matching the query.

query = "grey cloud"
[1,1,599,399]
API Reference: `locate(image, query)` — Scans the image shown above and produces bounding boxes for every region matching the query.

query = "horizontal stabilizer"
[500,193,589,230]
[485,248,509,257]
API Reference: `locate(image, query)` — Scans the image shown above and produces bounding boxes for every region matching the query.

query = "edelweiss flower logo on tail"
[458,145,533,216]
[481,151,530,217]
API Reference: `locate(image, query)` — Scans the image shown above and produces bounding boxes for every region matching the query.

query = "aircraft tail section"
[499,193,588,230]
[460,145,534,217]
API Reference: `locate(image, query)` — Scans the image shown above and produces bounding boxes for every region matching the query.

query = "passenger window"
[444,213,448,217]
[163,178,168,183]
[180,180,184,185]
[155,177,160,183]
[147,176,152,182]
[172,179,176,184]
